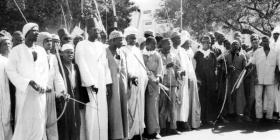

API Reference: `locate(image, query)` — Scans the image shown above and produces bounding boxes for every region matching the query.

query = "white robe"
[6,44,49,140]
[172,47,190,122]
[269,27,280,114]
[44,54,65,140]
[120,45,148,139]
[75,40,112,140]
[0,56,12,140]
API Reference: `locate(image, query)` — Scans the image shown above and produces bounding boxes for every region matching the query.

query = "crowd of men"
[1,16,280,140]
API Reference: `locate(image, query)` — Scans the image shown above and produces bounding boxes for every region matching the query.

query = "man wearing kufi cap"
[106,30,129,139]
[170,30,191,132]
[6,22,49,140]
[57,43,85,140]
[120,26,148,139]
[75,16,111,140]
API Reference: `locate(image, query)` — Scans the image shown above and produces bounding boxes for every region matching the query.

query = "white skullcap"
[52,34,60,40]
[61,43,74,51]
[124,26,138,37]
[22,23,39,38]
[37,32,52,47]
[109,30,123,40]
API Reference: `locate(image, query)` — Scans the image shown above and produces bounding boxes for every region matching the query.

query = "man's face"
[217,35,225,44]
[51,39,60,54]
[231,41,240,52]
[251,38,259,49]
[146,41,156,51]
[0,39,12,55]
[61,49,74,62]
[126,34,137,46]
[171,36,181,48]
[161,40,171,55]
[43,38,52,51]
[12,34,24,47]
[113,37,124,48]
[201,37,211,50]
[61,36,72,46]
[273,33,279,42]
[88,27,101,40]
[26,26,39,42]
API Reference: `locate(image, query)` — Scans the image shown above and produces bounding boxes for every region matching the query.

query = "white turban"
[37,32,52,47]
[109,30,123,40]
[22,23,39,38]
[124,26,138,37]
[61,43,74,51]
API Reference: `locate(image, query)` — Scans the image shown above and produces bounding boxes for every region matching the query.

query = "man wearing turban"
[120,26,148,139]
[6,23,49,140]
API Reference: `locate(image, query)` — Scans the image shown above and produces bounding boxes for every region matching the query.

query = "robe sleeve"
[53,56,65,94]
[75,43,96,87]
[6,48,30,93]
[103,51,112,85]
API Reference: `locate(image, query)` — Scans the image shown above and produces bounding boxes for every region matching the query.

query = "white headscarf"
[22,23,39,38]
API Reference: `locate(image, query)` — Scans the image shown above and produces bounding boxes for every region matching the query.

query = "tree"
[0,0,138,34]
[156,0,280,37]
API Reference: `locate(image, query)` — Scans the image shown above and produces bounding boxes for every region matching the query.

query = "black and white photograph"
[1,0,280,140]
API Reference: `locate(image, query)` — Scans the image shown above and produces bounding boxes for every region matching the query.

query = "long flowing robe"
[269,26,280,114]
[120,45,148,139]
[194,50,217,122]
[44,54,65,140]
[106,48,128,139]
[159,52,180,130]
[184,49,201,128]
[75,40,111,140]
[0,56,12,140]
[172,47,190,122]
[143,51,163,134]
[56,62,81,140]
[6,44,49,140]
[225,52,246,115]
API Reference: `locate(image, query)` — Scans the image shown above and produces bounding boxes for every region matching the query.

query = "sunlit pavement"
[161,121,280,140]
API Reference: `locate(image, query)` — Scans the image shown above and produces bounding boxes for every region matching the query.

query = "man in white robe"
[6,23,49,140]
[0,55,12,140]
[170,31,190,131]
[270,26,280,117]
[120,26,148,139]
[75,17,112,140]
[37,32,65,140]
